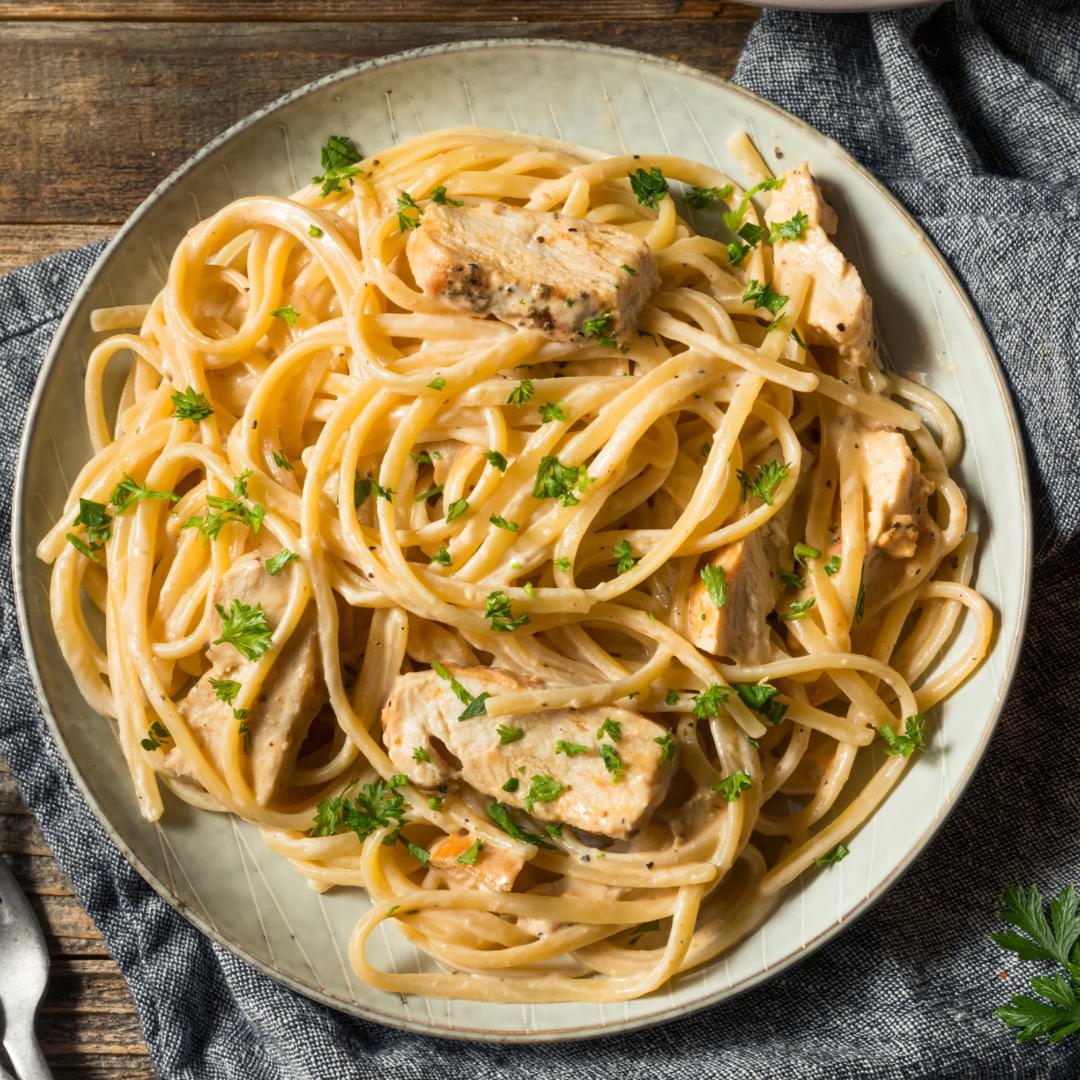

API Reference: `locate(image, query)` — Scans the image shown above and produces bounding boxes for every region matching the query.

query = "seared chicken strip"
[165,553,359,804]
[857,427,934,559]
[382,665,674,840]
[686,489,794,665]
[406,201,660,345]
[765,162,873,357]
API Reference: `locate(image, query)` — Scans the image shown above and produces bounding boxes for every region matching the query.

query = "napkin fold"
[2,2,1079,1075]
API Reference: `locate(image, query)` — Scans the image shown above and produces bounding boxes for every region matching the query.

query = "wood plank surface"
[0,6,757,1078]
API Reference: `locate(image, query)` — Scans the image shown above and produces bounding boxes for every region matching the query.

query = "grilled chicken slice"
[382,665,674,840]
[686,493,793,665]
[426,832,526,893]
[857,428,934,559]
[165,553,359,804]
[764,163,873,357]
[406,201,660,345]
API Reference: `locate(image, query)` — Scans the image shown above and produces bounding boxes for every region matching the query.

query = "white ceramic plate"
[13,40,1030,1042]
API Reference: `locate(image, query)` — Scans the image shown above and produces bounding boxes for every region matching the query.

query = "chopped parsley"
[431,546,452,567]
[110,474,179,515]
[171,387,213,422]
[65,533,100,562]
[701,564,727,609]
[554,556,572,572]
[412,746,432,764]
[271,449,294,472]
[498,724,525,744]
[74,498,112,546]
[397,191,423,232]
[692,684,729,720]
[238,715,252,754]
[597,718,622,741]
[769,209,808,242]
[629,919,662,946]
[213,599,273,661]
[742,278,789,315]
[428,795,444,812]
[489,514,519,532]
[779,595,817,622]
[614,538,636,575]
[733,681,787,725]
[429,185,463,207]
[825,556,842,577]
[533,456,588,508]
[583,312,618,349]
[272,305,299,328]
[638,330,660,347]
[723,176,784,231]
[855,566,866,623]
[140,720,171,753]
[308,224,323,238]
[507,380,534,408]
[539,400,568,424]
[485,590,530,633]
[210,677,241,704]
[524,774,564,814]
[310,777,412,852]
[620,264,637,276]
[456,838,483,865]
[312,135,363,197]
[736,459,790,506]
[600,743,622,782]
[458,692,490,720]
[555,740,588,758]
[684,183,733,209]
[665,689,679,707]
[183,470,265,542]
[431,661,450,680]
[483,449,508,471]
[780,570,805,591]
[712,770,753,803]
[879,713,926,757]
[544,822,564,840]
[628,166,668,209]
[487,801,558,849]
[445,498,468,522]
[794,542,821,566]
[426,377,446,391]
[502,777,519,792]
[414,485,444,503]
[653,731,676,767]
[353,474,395,506]
[812,843,849,868]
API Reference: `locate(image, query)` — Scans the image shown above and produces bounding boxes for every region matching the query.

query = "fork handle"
[4,1025,54,1080]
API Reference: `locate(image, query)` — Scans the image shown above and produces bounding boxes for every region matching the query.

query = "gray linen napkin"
[2,1,1079,1075]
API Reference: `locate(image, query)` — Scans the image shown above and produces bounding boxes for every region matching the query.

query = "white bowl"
[12,39,1031,1042]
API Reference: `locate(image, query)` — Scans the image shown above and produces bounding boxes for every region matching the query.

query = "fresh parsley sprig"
[723,177,784,231]
[684,183,733,210]
[628,167,668,210]
[312,135,363,197]
[533,455,589,508]
[110,474,179,515]
[737,459,790,506]
[213,599,273,661]
[183,471,265,543]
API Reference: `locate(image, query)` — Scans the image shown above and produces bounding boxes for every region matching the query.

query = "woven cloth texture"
[1,1,1078,1075]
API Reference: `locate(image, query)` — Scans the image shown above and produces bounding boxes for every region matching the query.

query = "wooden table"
[0,3,758,1075]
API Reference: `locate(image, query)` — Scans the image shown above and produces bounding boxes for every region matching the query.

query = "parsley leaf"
[485,590,530,633]
[426,377,445,391]
[312,135,363,197]
[723,176,784,231]
[431,546,452,567]
[412,746,431,764]
[614,538,636,575]
[780,570,806,591]
[458,692,491,720]
[507,380,534,408]
[630,919,662,946]
[429,185,463,207]
[779,595,817,622]
[879,713,926,757]
[483,449,508,471]
[684,183,733,209]
[445,498,468,522]
[736,459,790,506]
[308,224,323,238]
[539,400,568,424]
[428,795,444,812]
[183,471,265,542]
[487,801,557,849]
[600,743,623,782]
[733,681,787,725]
[583,312,618,349]
[769,209,809,242]
[692,684,729,720]
[498,724,525,745]
[855,566,866,623]
[210,677,241,704]
[74,498,112,547]
[524,774,564,815]
[544,822,564,840]
[66,533,101,561]
[271,449,294,473]
[794,542,821,566]
[665,689,679,706]
[555,740,588,757]
[597,718,622,741]
[397,191,423,232]
[742,278,789,315]
[638,330,660,347]
[653,731,676,767]
[265,549,298,576]
[502,777,519,792]
[140,719,171,752]
[812,843,849,867]
[533,456,587,508]
[110,473,179,515]
[311,778,412,850]
[712,770,753,802]
[272,305,299,328]
[554,556,572,572]
[456,838,483,865]
[701,564,727,608]
[489,514,519,532]
[414,485,444,503]
[620,263,637,276]
[171,386,213,421]
[628,166,668,210]
[825,555,842,576]
[213,599,273,661]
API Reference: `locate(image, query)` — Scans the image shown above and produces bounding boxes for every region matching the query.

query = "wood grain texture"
[0,7,756,1077]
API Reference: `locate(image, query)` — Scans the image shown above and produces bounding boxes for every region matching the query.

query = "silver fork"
[0,856,53,1080]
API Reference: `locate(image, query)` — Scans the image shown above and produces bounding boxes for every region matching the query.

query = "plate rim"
[11,37,1033,1043]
